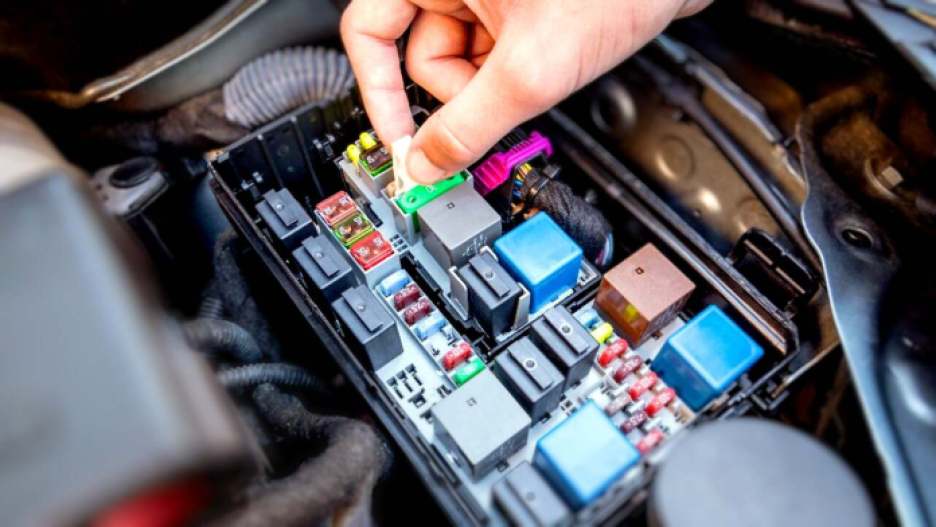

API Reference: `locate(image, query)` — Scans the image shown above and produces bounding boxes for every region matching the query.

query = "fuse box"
[209,91,795,527]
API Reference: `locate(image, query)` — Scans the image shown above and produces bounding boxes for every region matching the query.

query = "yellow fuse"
[590,322,614,344]
[346,144,362,165]
[359,132,377,150]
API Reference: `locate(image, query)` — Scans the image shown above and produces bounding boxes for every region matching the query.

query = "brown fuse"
[596,243,695,346]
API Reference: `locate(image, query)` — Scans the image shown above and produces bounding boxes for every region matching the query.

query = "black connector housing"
[457,251,521,336]
[494,337,564,422]
[293,235,357,301]
[332,285,401,369]
[530,306,599,391]
[256,188,316,251]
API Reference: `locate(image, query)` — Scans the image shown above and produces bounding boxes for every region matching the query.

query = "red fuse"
[350,231,394,270]
[598,340,629,367]
[646,387,677,417]
[627,371,659,400]
[442,342,473,371]
[636,428,665,454]
[613,355,643,383]
[316,191,357,226]
[404,299,432,325]
[393,284,420,310]
[620,410,649,433]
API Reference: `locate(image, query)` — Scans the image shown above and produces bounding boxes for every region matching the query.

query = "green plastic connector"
[395,172,467,215]
[452,356,486,387]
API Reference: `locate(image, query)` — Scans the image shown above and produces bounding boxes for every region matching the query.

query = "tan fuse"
[596,243,695,346]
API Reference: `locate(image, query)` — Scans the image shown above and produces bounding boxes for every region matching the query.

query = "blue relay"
[533,401,639,509]
[493,213,582,312]
[651,305,763,411]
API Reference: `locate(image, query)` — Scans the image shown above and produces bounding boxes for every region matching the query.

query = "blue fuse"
[575,308,601,330]
[413,312,447,340]
[494,213,583,313]
[377,269,411,296]
[651,305,763,411]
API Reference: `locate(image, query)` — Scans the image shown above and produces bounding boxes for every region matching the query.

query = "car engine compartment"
[1,1,935,526]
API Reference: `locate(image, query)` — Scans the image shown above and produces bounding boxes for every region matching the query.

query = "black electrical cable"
[184,318,264,364]
[218,363,323,393]
[206,384,388,527]
[521,166,613,263]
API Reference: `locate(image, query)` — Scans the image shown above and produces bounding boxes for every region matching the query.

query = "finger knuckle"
[424,115,477,169]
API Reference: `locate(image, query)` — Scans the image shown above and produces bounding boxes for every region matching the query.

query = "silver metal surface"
[798,92,931,527]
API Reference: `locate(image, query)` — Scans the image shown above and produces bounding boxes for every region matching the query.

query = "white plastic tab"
[391,135,418,194]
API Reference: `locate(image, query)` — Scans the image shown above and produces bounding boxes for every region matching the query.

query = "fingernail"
[407,148,446,185]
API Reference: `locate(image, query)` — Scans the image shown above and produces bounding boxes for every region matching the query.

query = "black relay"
[332,285,401,369]
[494,337,564,422]
[292,235,356,301]
[531,306,599,391]
[456,251,522,336]
[256,188,316,250]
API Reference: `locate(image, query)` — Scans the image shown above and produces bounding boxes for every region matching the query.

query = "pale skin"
[340,0,712,184]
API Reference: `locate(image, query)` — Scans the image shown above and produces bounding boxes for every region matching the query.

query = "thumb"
[406,48,555,184]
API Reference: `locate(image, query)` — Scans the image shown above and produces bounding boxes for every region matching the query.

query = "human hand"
[341,0,710,184]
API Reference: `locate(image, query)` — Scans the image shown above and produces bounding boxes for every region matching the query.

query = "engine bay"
[2,1,936,526]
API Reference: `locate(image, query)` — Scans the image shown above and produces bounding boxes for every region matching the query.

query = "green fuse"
[452,357,485,387]
[360,144,392,178]
[395,172,467,215]
[332,212,374,247]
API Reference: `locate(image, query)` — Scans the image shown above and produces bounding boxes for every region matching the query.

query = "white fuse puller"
[391,135,419,195]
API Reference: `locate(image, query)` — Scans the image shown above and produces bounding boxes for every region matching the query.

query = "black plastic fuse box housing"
[256,188,316,251]
[457,251,522,336]
[292,235,357,301]
[208,89,801,526]
[332,285,401,369]
[530,306,599,391]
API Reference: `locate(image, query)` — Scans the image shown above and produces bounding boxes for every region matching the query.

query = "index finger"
[340,0,419,145]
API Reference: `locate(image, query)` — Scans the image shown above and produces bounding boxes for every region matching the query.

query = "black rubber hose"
[223,47,355,128]
[218,363,322,393]
[207,384,388,527]
[184,318,264,363]
[197,296,225,320]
